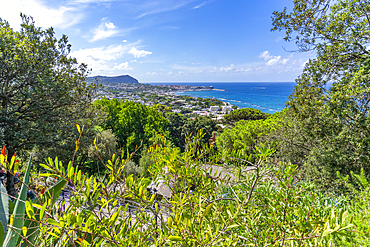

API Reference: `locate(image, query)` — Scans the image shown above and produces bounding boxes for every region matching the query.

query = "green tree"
[0,15,97,197]
[166,112,187,150]
[217,112,281,164]
[271,0,370,190]
[167,113,217,151]
[223,107,270,125]
[95,98,169,158]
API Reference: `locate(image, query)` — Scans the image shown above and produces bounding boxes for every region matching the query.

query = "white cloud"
[129,47,153,58]
[171,50,308,77]
[137,0,195,18]
[123,40,128,42]
[104,22,115,29]
[266,56,281,66]
[147,72,158,76]
[0,0,83,29]
[220,64,235,72]
[69,0,115,3]
[259,50,272,61]
[90,20,120,42]
[192,0,214,9]
[259,50,291,66]
[113,62,132,70]
[71,44,133,74]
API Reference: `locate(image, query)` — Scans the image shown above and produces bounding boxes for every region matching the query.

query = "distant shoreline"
[172,82,295,114]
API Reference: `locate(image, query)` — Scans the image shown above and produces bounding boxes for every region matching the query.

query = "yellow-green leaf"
[227,224,239,229]
[203,203,213,217]
[322,229,333,237]
[168,236,182,241]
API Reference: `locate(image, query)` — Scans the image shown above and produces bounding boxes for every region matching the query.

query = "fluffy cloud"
[113,62,132,70]
[90,20,120,42]
[0,0,82,29]
[129,47,153,58]
[70,44,132,74]
[259,50,290,66]
[70,41,152,74]
[171,50,308,78]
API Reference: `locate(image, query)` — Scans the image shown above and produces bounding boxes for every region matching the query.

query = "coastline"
[170,82,295,114]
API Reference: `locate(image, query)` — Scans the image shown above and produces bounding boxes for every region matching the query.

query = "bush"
[223,108,270,125]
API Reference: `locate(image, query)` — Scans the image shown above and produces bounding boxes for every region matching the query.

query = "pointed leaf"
[203,203,213,217]
[0,223,4,246]
[76,123,81,134]
[168,236,182,241]
[4,157,32,247]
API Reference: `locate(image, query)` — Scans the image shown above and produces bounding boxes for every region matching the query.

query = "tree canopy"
[167,113,218,151]
[0,15,97,196]
[223,108,270,125]
[217,112,281,163]
[95,98,169,157]
[272,0,370,189]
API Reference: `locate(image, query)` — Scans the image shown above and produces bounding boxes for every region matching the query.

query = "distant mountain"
[87,75,139,84]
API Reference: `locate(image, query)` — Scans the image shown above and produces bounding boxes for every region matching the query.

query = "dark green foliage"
[271,0,370,191]
[195,97,224,108]
[167,113,217,151]
[0,15,98,196]
[166,113,187,151]
[223,108,270,125]
[0,15,97,153]
[183,116,217,144]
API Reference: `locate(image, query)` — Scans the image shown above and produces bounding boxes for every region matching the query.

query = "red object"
[209,133,216,142]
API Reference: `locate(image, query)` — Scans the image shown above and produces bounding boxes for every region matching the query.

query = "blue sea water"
[149,82,296,114]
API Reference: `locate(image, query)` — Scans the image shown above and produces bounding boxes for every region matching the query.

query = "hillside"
[87,75,139,84]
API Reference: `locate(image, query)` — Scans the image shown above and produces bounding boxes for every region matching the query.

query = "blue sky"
[0,0,313,82]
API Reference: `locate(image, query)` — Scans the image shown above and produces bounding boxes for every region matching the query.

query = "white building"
[222,106,232,114]
[209,106,219,112]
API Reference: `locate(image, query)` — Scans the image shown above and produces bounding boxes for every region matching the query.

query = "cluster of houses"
[95,82,236,119]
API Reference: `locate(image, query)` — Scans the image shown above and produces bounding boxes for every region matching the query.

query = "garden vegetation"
[0,0,370,245]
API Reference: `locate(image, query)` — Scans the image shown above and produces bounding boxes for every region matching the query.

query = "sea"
[148,82,296,114]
